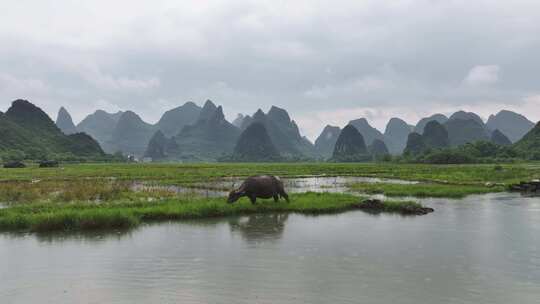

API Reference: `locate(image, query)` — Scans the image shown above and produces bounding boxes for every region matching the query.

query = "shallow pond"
[1,193,539,303]
[132,175,417,198]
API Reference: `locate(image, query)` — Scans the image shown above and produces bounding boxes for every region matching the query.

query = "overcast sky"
[1,0,539,140]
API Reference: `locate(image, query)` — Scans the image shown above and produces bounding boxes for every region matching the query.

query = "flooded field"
[132,175,418,198]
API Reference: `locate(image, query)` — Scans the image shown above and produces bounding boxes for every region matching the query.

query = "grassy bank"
[349,182,505,198]
[0,193,426,232]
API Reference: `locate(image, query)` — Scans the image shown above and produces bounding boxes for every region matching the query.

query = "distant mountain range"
[1,98,536,162]
[403,112,529,156]
[0,100,104,159]
[57,102,540,161]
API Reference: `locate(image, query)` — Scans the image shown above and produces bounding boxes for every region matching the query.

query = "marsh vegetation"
[0,162,537,232]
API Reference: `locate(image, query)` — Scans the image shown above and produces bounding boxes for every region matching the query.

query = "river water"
[1,192,539,303]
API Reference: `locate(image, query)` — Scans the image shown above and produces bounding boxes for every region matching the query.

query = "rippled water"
[1,193,539,303]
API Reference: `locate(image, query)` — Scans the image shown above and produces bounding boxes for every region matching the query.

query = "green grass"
[0,162,534,232]
[349,182,505,198]
[0,192,424,232]
[1,162,539,185]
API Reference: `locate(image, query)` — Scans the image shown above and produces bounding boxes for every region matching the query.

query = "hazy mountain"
[110,111,156,156]
[314,125,341,158]
[232,114,247,128]
[144,130,179,160]
[403,132,426,155]
[403,120,449,155]
[0,99,104,158]
[77,109,124,151]
[55,107,78,135]
[156,102,201,137]
[423,120,450,149]
[368,138,390,157]
[239,115,254,130]
[197,100,218,122]
[414,114,448,134]
[249,106,317,158]
[173,105,241,161]
[230,122,281,162]
[384,117,411,154]
[444,118,489,146]
[486,110,534,142]
[490,129,512,146]
[449,111,485,127]
[332,125,368,161]
[267,106,307,146]
[250,109,296,155]
[514,122,540,154]
[7,99,61,135]
[347,118,384,145]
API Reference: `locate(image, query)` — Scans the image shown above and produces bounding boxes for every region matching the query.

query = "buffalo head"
[227,189,243,204]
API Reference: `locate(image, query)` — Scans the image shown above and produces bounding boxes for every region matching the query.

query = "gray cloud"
[1,0,540,140]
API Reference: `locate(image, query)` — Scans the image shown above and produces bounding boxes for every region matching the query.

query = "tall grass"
[0,180,173,204]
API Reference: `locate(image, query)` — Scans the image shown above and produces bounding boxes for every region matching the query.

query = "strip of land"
[0,193,427,232]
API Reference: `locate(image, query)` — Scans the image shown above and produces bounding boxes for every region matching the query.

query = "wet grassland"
[0,162,538,232]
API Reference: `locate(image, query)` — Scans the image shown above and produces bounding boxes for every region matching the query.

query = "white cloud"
[464,65,501,86]
[0,73,48,93]
[304,76,388,99]
[76,65,161,91]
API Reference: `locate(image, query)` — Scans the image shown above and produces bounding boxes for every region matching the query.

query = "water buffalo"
[228,175,289,204]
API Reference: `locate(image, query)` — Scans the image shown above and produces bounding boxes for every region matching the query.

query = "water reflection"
[0,228,137,244]
[228,214,289,243]
[34,229,136,244]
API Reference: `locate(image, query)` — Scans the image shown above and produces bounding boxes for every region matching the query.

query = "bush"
[422,150,475,164]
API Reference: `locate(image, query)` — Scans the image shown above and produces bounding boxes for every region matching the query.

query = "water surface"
[132,175,417,198]
[1,193,539,303]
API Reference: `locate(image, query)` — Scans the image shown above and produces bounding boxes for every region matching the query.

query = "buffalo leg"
[249,195,257,204]
[273,194,279,202]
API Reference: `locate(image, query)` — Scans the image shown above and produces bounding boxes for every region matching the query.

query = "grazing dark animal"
[228,175,289,204]
[3,161,26,168]
[39,160,59,168]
